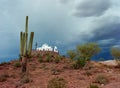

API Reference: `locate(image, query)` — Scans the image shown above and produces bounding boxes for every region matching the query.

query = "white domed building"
[36,44,58,53]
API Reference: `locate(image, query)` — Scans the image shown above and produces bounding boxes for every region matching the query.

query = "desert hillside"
[0,52,120,88]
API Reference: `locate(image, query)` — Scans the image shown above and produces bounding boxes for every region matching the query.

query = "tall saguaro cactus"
[20,16,34,72]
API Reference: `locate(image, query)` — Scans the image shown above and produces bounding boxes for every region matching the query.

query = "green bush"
[67,43,101,69]
[20,76,30,84]
[72,58,86,69]
[46,56,52,62]
[14,62,21,68]
[111,48,120,67]
[47,77,67,88]
[77,43,101,61]
[38,56,43,62]
[54,57,60,63]
[72,62,78,69]
[67,50,76,60]
[89,84,99,88]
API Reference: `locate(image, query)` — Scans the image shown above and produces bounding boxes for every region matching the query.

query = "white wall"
[36,44,58,53]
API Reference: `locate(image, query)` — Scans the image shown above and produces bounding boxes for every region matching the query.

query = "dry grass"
[47,77,67,88]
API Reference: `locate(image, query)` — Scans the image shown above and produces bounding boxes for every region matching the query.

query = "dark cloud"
[92,22,120,41]
[87,16,120,59]
[0,0,119,61]
[74,0,111,17]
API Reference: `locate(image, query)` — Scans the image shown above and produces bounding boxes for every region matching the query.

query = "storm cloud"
[74,0,111,17]
[0,0,120,61]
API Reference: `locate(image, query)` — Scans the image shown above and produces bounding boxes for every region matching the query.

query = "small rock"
[101,84,105,87]
[51,70,60,75]
[15,81,22,88]
[77,77,85,80]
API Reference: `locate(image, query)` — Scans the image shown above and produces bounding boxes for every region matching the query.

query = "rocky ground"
[0,55,120,88]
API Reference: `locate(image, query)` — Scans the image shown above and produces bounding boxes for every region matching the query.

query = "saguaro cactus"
[20,16,34,72]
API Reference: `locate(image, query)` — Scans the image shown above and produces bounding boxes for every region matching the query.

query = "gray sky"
[0,0,120,60]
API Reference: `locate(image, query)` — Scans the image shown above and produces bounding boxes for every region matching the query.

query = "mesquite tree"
[111,47,120,66]
[67,50,76,60]
[77,43,101,61]
[20,16,34,73]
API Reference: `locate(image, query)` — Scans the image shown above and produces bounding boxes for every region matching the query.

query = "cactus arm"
[23,32,28,56]
[20,32,23,56]
[23,32,26,56]
[25,16,28,33]
[28,32,34,55]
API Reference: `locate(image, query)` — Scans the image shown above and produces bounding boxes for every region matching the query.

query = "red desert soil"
[0,55,120,88]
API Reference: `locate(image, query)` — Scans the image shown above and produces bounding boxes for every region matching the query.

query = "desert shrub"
[38,58,43,62]
[89,84,99,88]
[59,55,63,61]
[84,71,92,76]
[95,75,108,84]
[46,56,52,62]
[14,62,21,68]
[72,61,78,69]
[47,77,67,88]
[38,56,43,62]
[67,50,76,60]
[77,43,101,61]
[39,55,42,58]
[54,58,60,63]
[0,74,9,82]
[72,58,86,69]
[37,53,40,57]
[44,53,53,62]
[0,62,10,66]
[45,53,50,56]
[54,55,61,63]
[111,48,120,67]
[67,43,101,69]
[39,64,46,69]
[20,76,30,84]
[84,65,94,70]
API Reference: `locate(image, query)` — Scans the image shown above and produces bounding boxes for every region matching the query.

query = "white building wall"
[36,44,58,53]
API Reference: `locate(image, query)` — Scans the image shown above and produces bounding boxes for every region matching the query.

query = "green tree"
[67,50,76,60]
[76,43,101,61]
